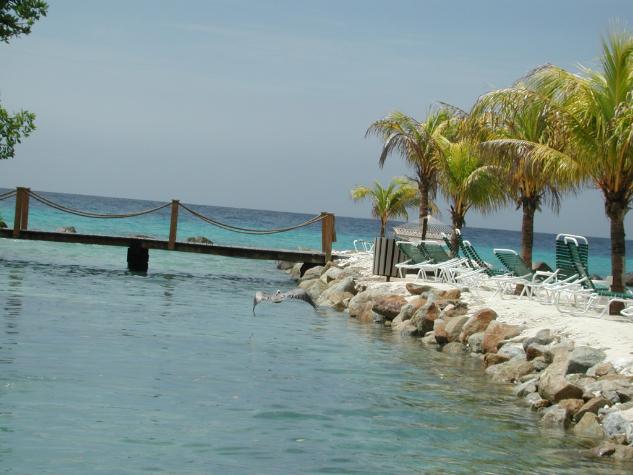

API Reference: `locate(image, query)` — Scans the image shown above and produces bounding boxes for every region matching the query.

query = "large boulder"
[434,319,448,345]
[410,301,441,335]
[301,266,324,281]
[525,343,549,361]
[557,398,584,418]
[582,375,633,403]
[526,392,550,411]
[320,266,346,284]
[442,342,465,354]
[436,288,461,300]
[354,302,377,323]
[574,397,612,422]
[567,347,607,375]
[300,279,327,301]
[289,263,303,280]
[538,347,584,402]
[602,407,633,443]
[348,288,389,318]
[522,328,554,350]
[482,321,523,354]
[540,405,570,428]
[587,361,616,378]
[467,332,485,353]
[459,308,497,343]
[514,378,538,398]
[573,413,605,439]
[497,343,526,361]
[440,302,468,319]
[372,295,407,321]
[485,359,535,383]
[317,277,357,308]
[444,316,469,342]
[484,353,510,368]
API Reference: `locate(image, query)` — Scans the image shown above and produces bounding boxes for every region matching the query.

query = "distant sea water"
[0,190,630,474]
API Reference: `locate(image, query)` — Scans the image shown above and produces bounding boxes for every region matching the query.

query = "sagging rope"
[28,190,171,219]
[178,202,325,235]
[0,190,17,201]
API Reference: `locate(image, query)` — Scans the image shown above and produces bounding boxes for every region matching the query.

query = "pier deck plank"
[0,229,339,264]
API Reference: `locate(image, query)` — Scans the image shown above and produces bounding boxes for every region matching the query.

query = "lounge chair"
[353,239,374,253]
[416,241,470,282]
[493,248,563,299]
[394,241,432,278]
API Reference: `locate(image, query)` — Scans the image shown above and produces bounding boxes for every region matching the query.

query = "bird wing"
[253,291,269,314]
[280,288,317,309]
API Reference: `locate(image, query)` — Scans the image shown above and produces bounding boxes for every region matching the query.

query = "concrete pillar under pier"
[127,244,149,273]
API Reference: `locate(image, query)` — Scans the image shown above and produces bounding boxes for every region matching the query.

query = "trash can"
[372,237,405,280]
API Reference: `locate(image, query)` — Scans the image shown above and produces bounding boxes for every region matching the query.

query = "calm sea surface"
[0,190,631,474]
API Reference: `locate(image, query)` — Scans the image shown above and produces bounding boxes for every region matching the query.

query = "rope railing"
[0,190,17,201]
[178,202,325,235]
[27,190,171,219]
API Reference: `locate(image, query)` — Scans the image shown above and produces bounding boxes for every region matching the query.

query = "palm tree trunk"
[450,207,465,258]
[379,218,386,238]
[520,197,538,269]
[606,198,627,314]
[418,179,429,240]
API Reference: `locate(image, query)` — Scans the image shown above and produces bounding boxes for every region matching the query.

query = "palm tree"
[350,178,419,238]
[523,30,633,297]
[366,109,449,239]
[436,138,504,256]
[470,82,576,268]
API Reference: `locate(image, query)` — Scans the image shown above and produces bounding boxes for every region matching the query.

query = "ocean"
[0,190,629,474]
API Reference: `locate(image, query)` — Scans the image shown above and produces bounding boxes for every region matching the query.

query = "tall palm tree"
[366,109,449,239]
[470,83,576,268]
[523,30,633,296]
[350,178,419,238]
[436,138,504,256]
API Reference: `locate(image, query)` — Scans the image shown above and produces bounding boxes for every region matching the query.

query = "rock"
[440,302,468,319]
[459,308,497,343]
[557,398,584,418]
[587,361,616,378]
[186,236,213,244]
[410,301,441,335]
[56,226,76,233]
[532,261,553,272]
[538,347,584,402]
[613,445,633,461]
[398,321,419,336]
[573,413,605,439]
[437,288,461,300]
[276,261,295,271]
[498,343,526,360]
[394,298,427,323]
[420,332,438,346]
[372,295,407,321]
[602,407,633,442]
[591,442,617,457]
[540,405,570,428]
[567,347,607,375]
[525,343,549,361]
[434,319,448,345]
[485,359,535,383]
[354,302,376,323]
[514,378,538,398]
[575,397,612,422]
[321,291,354,310]
[442,342,465,354]
[320,266,345,284]
[532,356,549,372]
[484,353,510,368]
[526,392,550,410]
[482,321,523,354]
[444,316,469,342]
[300,279,327,301]
[289,263,303,280]
[301,266,324,281]
[582,375,633,403]
[405,283,432,295]
[348,288,388,318]
[467,332,485,353]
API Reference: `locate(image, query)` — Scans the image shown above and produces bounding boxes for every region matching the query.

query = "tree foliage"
[0,0,47,159]
[0,0,48,43]
[351,177,419,238]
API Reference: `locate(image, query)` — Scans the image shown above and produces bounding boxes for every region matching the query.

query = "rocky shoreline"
[278,258,633,463]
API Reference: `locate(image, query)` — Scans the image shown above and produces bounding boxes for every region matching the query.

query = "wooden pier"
[1,187,340,272]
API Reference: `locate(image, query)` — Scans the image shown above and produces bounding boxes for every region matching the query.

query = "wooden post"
[12,187,24,238]
[20,187,30,230]
[168,200,179,250]
[321,212,333,262]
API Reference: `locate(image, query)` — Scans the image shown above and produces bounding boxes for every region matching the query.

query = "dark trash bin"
[372,237,405,281]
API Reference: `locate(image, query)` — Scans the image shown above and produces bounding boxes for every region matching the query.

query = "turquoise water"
[0,191,631,473]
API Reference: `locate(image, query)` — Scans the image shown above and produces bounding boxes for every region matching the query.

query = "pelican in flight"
[253,288,316,314]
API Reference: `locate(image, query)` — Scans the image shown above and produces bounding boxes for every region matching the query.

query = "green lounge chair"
[394,241,432,278]
[493,248,560,298]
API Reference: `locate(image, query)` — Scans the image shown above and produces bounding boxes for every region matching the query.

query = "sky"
[1,0,632,238]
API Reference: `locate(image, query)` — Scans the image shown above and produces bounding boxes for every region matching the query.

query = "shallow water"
[0,239,629,474]
[0,191,631,473]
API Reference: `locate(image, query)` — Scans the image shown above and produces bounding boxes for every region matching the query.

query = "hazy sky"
[1,0,632,238]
